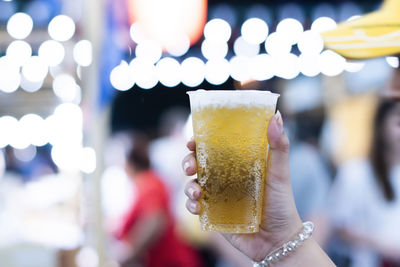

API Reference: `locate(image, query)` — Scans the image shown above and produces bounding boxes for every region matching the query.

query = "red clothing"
[116,170,202,267]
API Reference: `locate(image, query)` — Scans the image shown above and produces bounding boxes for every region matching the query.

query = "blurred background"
[0,0,399,266]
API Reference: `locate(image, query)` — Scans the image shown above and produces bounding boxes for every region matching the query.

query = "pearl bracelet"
[252,221,315,267]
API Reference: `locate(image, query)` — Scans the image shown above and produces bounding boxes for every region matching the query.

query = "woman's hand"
[182,112,302,262]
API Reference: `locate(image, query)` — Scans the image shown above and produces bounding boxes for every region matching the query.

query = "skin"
[182,112,336,266]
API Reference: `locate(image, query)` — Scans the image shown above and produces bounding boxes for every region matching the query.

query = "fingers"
[184,139,201,215]
[185,179,202,215]
[186,138,196,151]
[184,179,202,199]
[267,111,291,184]
[186,199,200,214]
[182,152,197,176]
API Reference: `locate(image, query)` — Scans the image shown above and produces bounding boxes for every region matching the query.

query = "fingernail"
[274,110,284,134]
[189,201,198,211]
[188,187,195,198]
[183,161,191,173]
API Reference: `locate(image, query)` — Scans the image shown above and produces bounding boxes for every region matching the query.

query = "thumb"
[267,111,290,184]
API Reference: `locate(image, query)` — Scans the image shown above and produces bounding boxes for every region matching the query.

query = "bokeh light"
[345,61,365,73]
[19,114,48,147]
[10,119,31,150]
[298,54,321,77]
[181,57,205,87]
[264,32,292,56]
[201,39,228,60]
[53,74,79,102]
[130,22,147,44]
[0,116,18,148]
[13,145,37,162]
[276,18,304,45]
[48,15,76,42]
[38,40,65,67]
[73,40,93,67]
[386,57,399,68]
[0,56,21,93]
[127,0,206,50]
[297,30,324,55]
[233,36,260,58]
[135,40,162,64]
[311,17,337,33]
[130,58,158,89]
[6,40,32,66]
[49,65,63,78]
[49,103,83,147]
[230,56,250,82]
[51,144,82,171]
[241,18,269,45]
[319,50,346,76]
[155,57,181,87]
[203,18,232,42]
[165,34,190,57]
[21,56,48,83]
[80,147,96,174]
[273,53,300,79]
[249,54,274,81]
[110,61,134,91]
[205,58,230,85]
[7,12,33,39]
[21,75,43,93]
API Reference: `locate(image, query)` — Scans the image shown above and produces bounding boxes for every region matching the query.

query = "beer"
[188,90,279,233]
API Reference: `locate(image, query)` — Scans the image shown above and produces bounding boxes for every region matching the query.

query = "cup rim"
[187,89,280,97]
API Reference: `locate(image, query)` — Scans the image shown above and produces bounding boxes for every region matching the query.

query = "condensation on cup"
[187,90,279,233]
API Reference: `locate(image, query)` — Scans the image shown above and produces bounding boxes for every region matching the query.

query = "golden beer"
[188,90,279,233]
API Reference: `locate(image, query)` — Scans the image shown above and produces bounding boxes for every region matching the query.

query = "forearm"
[128,213,167,258]
[275,238,336,267]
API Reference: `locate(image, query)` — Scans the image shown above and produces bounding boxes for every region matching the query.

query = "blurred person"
[150,108,252,267]
[328,99,400,267]
[289,110,332,245]
[114,134,203,267]
[182,112,336,266]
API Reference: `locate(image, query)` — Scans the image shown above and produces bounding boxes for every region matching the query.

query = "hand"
[182,112,302,262]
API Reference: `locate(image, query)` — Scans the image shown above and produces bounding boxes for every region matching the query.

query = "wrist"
[253,216,303,262]
[275,238,335,267]
[252,221,314,266]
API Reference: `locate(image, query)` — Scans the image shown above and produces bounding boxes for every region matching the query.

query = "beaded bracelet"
[252,221,315,267]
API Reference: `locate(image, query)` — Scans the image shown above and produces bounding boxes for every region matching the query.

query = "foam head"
[187,89,279,111]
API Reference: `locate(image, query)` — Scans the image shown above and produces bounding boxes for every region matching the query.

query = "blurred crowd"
[1,76,400,267]
[99,87,400,267]
[1,0,400,266]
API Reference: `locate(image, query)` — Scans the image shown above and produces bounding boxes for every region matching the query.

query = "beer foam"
[187,90,279,110]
